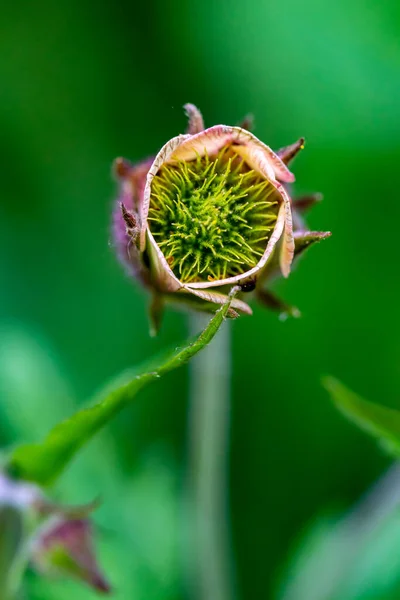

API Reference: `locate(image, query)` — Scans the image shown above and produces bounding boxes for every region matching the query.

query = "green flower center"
[148,147,280,283]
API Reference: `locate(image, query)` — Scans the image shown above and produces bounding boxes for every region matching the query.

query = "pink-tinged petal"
[140,134,191,250]
[166,125,295,182]
[237,130,295,183]
[146,230,182,293]
[230,136,294,183]
[186,201,286,289]
[276,138,305,165]
[275,182,295,278]
[169,125,236,162]
[181,287,253,315]
[232,142,275,180]
[184,103,205,134]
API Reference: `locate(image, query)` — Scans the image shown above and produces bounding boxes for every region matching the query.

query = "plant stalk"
[187,313,235,600]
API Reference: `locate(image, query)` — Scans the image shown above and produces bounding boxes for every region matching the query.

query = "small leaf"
[6,293,236,486]
[323,376,400,455]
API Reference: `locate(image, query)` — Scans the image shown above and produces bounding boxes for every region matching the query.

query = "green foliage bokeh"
[0,1,399,598]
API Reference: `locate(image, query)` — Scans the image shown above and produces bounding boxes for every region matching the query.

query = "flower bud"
[32,517,111,593]
[113,105,330,331]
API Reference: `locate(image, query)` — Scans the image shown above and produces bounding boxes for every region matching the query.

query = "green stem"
[0,506,25,600]
[187,314,236,600]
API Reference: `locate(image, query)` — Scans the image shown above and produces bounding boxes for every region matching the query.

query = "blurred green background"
[1,1,400,598]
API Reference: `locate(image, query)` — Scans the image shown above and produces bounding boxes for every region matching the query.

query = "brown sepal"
[277,138,305,165]
[293,230,332,259]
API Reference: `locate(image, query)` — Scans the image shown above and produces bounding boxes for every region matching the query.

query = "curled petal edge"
[145,198,287,292]
[180,287,253,315]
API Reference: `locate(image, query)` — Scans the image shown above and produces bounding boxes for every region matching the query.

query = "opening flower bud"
[113,104,330,330]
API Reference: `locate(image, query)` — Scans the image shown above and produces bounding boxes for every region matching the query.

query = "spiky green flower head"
[113,104,331,333]
[148,147,280,284]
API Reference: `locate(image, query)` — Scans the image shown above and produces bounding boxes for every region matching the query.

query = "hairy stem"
[186,314,235,600]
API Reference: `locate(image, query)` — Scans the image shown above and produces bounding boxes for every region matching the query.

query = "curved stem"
[186,314,236,600]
